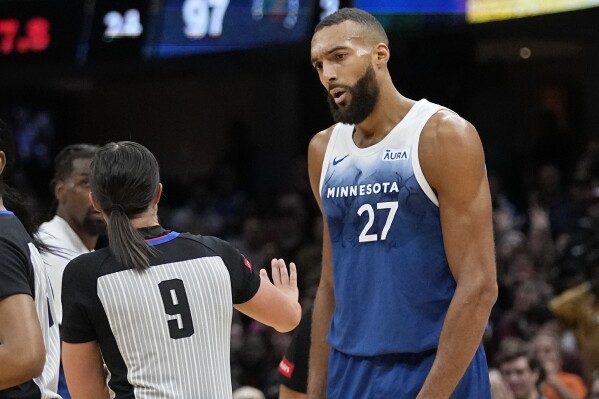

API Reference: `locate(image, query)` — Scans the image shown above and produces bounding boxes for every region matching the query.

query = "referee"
[61,141,301,398]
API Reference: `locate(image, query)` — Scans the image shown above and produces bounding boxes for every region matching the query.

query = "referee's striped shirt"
[61,225,261,399]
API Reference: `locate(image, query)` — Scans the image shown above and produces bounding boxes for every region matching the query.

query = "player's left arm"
[62,341,109,399]
[0,294,45,390]
[417,111,498,399]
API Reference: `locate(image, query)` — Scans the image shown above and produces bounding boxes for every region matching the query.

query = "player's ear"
[374,43,390,67]
[54,179,65,202]
[89,192,102,213]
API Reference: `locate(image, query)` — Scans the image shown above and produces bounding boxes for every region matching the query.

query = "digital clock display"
[0,0,80,65]
[0,17,51,55]
[78,0,152,64]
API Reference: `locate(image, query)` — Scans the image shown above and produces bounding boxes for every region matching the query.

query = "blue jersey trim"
[145,231,180,246]
[0,210,15,216]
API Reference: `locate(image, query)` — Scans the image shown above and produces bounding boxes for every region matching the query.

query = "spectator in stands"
[497,340,545,399]
[533,331,587,399]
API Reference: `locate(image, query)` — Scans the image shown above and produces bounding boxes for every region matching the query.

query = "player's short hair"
[314,7,388,46]
[52,143,99,185]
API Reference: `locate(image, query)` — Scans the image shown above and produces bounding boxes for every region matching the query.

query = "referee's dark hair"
[90,141,160,271]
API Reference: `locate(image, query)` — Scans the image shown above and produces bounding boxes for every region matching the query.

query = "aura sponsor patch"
[382,149,409,161]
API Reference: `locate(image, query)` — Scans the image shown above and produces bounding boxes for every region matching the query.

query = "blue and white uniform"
[319,99,490,398]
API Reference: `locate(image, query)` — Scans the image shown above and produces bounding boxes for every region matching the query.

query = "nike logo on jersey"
[333,154,349,165]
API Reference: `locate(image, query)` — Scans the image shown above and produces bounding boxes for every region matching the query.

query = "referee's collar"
[138,225,170,240]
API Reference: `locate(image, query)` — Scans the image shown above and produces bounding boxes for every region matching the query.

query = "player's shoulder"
[309,124,337,151]
[425,110,477,141]
[308,123,340,168]
[37,218,59,237]
[64,248,111,279]
[423,108,476,135]
[420,109,482,162]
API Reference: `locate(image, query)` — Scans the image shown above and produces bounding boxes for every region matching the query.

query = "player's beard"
[327,64,379,125]
[82,209,107,237]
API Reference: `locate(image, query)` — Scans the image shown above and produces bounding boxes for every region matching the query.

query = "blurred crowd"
[6,133,599,398]
[486,135,599,399]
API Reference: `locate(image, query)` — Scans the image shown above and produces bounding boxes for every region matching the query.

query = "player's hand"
[260,258,298,304]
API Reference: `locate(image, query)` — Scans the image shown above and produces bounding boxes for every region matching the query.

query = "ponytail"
[90,141,161,271]
[106,208,156,271]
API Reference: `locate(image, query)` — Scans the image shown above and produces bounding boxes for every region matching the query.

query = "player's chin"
[329,97,350,109]
[88,212,105,222]
[85,210,107,227]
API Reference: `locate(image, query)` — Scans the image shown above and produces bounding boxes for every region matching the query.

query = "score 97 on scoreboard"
[1,0,342,66]
[143,0,319,58]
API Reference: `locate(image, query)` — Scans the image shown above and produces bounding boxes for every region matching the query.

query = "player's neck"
[77,231,98,251]
[56,211,98,251]
[353,90,414,147]
[0,197,4,210]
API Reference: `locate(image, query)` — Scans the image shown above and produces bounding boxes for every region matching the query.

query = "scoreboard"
[0,0,341,66]
[2,0,597,67]
[0,0,80,64]
[353,0,466,13]
[144,0,318,58]
[77,0,152,63]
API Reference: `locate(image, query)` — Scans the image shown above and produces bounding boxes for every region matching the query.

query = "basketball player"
[307,8,497,398]
[39,143,105,326]
[0,119,61,398]
[61,141,301,399]
[38,143,105,399]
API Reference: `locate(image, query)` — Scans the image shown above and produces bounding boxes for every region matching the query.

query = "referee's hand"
[236,258,301,332]
[261,258,299,304]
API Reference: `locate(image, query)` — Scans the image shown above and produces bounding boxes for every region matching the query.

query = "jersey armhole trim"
[412,140,439,207]
[318,124,342,195]
[412,107,447,207]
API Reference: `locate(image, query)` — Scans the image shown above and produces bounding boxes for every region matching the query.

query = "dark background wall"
[1,6,598,212]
